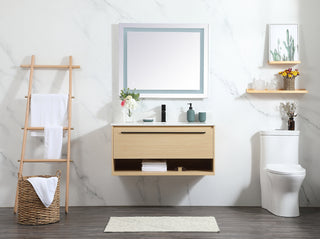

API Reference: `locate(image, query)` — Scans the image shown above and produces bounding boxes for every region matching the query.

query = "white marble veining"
[0,0,320,207]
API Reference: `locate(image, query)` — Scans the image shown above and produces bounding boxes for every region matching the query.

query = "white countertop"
[112,122,214,126]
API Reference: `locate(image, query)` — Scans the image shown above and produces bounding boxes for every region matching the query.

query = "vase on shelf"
[279,68,299,91]
[288,117,295,130]
[283,78,295,90]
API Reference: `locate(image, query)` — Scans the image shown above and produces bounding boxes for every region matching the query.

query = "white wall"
[298,0,320,207]
[0,0,319,207]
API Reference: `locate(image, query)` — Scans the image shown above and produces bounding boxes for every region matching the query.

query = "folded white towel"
[27,176,58,208]
[30,94,68,136]
[44,126,63,159]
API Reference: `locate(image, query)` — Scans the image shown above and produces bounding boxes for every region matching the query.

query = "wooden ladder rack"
[14,55,80,214]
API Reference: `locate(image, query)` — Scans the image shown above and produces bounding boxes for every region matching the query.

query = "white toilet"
[260,130,306,217]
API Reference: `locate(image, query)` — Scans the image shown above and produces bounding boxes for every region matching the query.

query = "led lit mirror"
[119,23,208,98]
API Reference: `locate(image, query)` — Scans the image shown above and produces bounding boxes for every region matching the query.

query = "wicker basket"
[18,170,61,225]
[283,78,295,90]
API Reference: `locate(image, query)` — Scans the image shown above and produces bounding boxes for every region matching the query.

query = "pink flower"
[121,100,125,107]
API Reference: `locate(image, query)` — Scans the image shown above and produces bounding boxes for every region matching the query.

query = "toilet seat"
[266,164,306,175]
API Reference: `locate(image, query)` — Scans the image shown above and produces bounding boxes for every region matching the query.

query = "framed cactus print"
[269,24,299,62]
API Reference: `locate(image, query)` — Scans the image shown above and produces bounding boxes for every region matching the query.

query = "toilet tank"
[260,130,299,166]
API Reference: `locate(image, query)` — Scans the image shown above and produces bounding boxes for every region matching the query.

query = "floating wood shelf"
[246,89,308,94]
[268,61,301,65]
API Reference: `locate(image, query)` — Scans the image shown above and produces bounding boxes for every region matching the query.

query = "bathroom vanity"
[112,123,215,176]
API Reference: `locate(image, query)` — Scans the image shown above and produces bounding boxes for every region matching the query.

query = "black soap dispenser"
[161,104,166,122]
[187,103,195,122]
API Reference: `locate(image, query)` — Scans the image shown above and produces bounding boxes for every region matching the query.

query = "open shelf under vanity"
[113,158,214,176]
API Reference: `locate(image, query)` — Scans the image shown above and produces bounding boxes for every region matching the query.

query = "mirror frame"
[119,23,209,98]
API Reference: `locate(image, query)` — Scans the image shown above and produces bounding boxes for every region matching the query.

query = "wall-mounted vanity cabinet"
[112,123,215,176]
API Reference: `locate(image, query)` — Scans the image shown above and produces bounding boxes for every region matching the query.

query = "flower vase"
[288,117,295,130]
[123,109,135,123]
[283,78,295,90]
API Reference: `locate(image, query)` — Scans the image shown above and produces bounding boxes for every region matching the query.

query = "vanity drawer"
[113,126,214,159]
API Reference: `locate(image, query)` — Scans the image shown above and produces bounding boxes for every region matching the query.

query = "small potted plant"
[278,68,299,90]
[280,102,297,130]
[120,88,140,122]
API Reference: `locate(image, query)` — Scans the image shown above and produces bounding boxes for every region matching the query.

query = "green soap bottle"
[187,103,195,122]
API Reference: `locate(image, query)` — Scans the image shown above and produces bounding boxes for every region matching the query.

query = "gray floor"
[1,206,320,239]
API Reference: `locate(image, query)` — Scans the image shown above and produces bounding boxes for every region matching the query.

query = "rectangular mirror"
[119,23,208,98]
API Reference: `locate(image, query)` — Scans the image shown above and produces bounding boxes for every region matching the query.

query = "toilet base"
[263,205,300,217]
[262,173,305,217]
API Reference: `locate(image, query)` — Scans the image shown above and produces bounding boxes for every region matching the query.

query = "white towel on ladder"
[44,126,63,159]
[30,94,68,134]
[27,176,58,207]
[30,94,68,159]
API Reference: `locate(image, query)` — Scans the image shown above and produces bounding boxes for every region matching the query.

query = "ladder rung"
[25,96,75,99]
[20,64,80,69]
[19,159,73,162]
[21,127,74,130]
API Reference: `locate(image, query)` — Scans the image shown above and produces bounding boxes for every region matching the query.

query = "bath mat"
[104,216,220,232]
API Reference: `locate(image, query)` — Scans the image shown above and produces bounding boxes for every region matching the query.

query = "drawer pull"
[121,131,206,134]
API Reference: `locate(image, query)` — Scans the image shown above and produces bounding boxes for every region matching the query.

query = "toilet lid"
[266,164,306,175]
